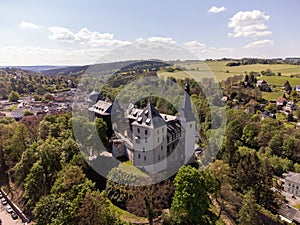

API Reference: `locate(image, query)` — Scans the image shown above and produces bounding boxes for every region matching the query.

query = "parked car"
[11,212,18,220]
[7,205,13,213]
[1,199,7,205]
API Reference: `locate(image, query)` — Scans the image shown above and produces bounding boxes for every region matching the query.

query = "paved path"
[0,203,24,225]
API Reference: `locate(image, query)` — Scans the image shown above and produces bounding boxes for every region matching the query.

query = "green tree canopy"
[170,166,210,224]
[8,90,19,102]
[238,189,260,225]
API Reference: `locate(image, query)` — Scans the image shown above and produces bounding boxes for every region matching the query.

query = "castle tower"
[179,83,196,163]
[131,103,168,174]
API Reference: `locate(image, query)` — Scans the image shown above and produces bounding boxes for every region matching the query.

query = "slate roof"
[285,172,300,184]
[278,204,300,223]
[88,90,102,103]
[131,103,166,129]
[90,100,112,116]
[179,83,196,122]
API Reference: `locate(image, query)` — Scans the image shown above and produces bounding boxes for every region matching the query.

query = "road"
[0,203,24,225]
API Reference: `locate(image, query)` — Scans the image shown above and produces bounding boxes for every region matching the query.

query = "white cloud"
[20,21,41,29]
[49,26,76,42]
[136,37,144,42]
[208,6,226,13]
[48,26,131,47]
[184,40,206,49]
[228,10,271,38]
[243,39,274,48]
[147,37,176,44]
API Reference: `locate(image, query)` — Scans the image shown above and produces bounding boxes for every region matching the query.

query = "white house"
[283,172,300,197]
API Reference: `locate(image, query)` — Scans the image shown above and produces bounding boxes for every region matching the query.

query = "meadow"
[158,60,300,83]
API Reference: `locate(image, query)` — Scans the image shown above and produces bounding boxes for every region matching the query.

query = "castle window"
[162,128,164,133]
[138,154,140,159]
[145,130,148,135]
[157,129,159,134]
[145,138,147,143]
[161,146,163,150]
[134,136,140,143]
[143,147,145,152]
[190,124,193,128]
[137,128,140,133]
[158,137,160,143]
[144,156,146,161]
[158,155,160,160]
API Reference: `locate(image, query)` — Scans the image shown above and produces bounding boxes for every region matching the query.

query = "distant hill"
[41,60,140,76]
[0,65,67,73]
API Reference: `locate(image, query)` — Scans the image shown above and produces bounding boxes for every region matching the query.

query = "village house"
[256,79,268,87]
[295,85,300,92]
[283,172,300,197]
[277,97,288,107]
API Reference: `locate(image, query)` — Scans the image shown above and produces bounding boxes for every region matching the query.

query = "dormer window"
[145,118,151,125]
[137,117,143,123]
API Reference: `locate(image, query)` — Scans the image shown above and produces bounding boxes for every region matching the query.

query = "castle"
[88,83,197,174]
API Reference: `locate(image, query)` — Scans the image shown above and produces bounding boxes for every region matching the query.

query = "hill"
[41,60,141,76]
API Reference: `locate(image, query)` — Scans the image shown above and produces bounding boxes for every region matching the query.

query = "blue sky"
[0,0,299,65]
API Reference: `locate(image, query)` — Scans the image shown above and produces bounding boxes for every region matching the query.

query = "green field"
[260,76,300,86]
[158,61,300,83]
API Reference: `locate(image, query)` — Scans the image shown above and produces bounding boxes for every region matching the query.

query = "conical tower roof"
[179,83,196,122]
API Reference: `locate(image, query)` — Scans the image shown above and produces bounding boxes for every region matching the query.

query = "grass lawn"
[118,161,149,178]
[262,90,283,101]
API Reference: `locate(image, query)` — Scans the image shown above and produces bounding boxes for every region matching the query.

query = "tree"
[241,122,260,149]
[287,112,294,122]
[24,160,47,208]
[13,142,39,186]
[34,165,95,225]
[282,137,296,158]
[209,160,232,218]
[4,123,29,163]
[236,151,259,193]
[238,189,260,225]
[268,133,283,156]
[8,91,19,102]
[284,80,292,94]
[223,119,244,165]
[94,117,108,146]
[78,191,121,225]
[170,166,209,224]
